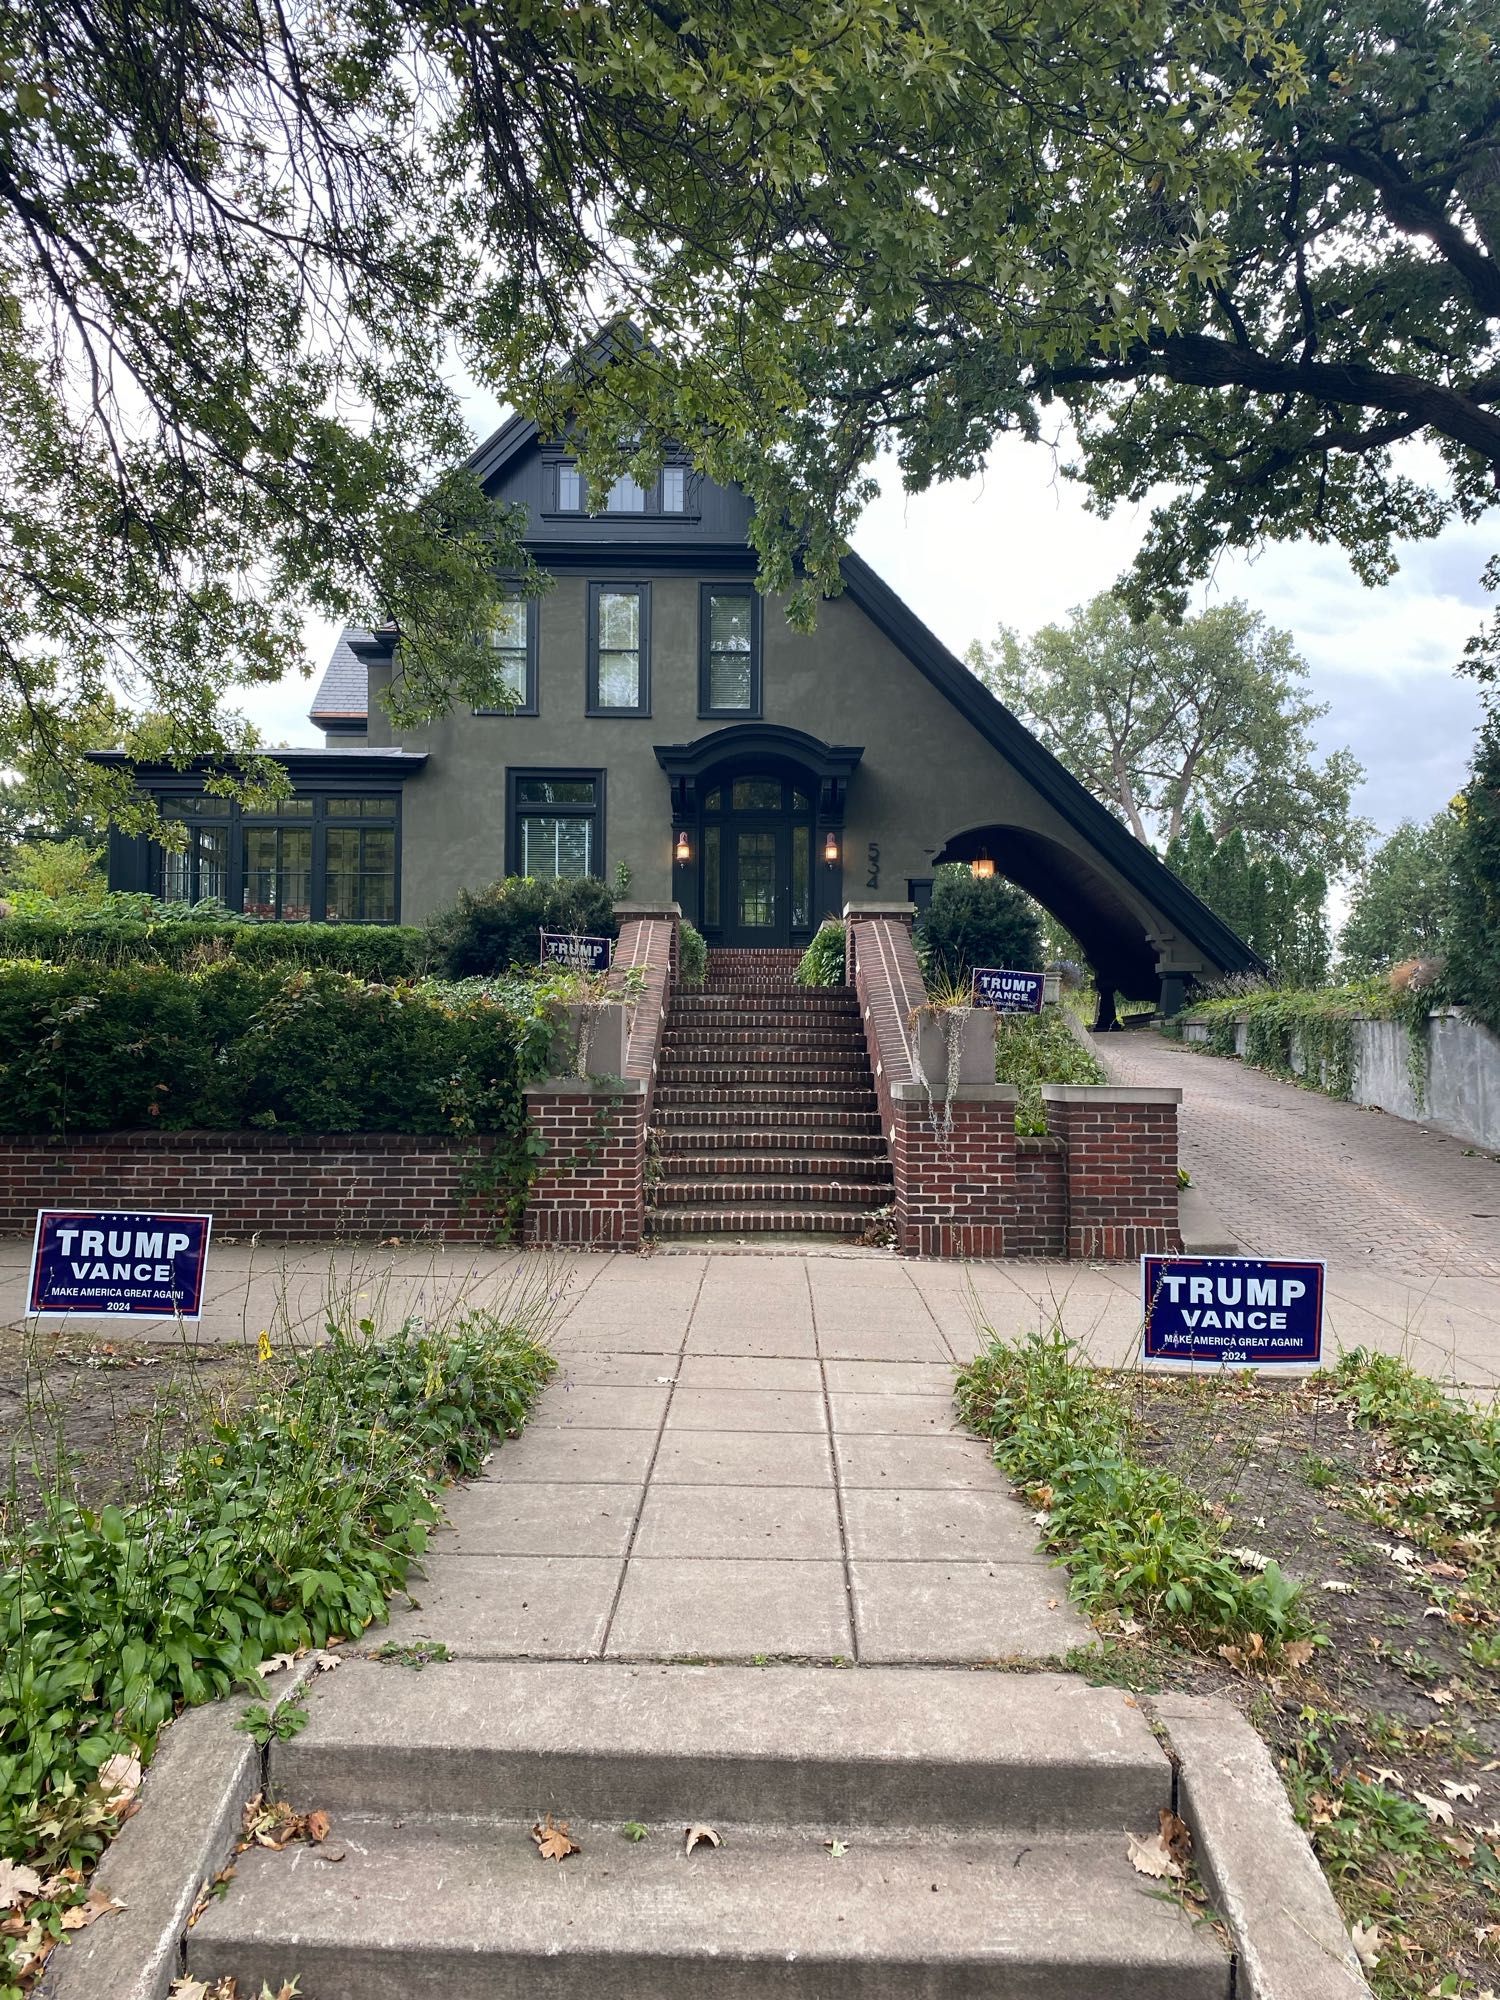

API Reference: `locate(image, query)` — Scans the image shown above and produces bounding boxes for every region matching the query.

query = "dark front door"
[727,824,789,946]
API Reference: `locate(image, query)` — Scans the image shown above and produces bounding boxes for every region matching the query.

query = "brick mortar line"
[806,1255,860,1665]
[596,1255,710,1655]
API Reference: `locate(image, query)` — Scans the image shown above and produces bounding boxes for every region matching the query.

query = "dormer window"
[550,459,695,517]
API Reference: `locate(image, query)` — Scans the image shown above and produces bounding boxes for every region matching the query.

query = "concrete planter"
[546,999,632,1081]
[913,1006,997,1090]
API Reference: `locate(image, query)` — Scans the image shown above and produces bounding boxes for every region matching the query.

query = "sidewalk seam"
[807,1257,860,1664]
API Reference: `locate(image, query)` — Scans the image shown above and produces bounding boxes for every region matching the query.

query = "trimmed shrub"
[915,865,1042,985]
[796,919,846,987]
[677,921,708,990]
[994,1005,1106,1134]
[426,876,618,978]
[0,917,428,980]
[0,962,551,1137]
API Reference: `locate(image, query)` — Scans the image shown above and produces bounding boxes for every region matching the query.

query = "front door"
[728,824,789,946]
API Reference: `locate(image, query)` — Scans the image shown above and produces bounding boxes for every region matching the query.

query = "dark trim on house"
[504,767,608,882]
[474,595,540,717]
[837,554,1264,978]
[586,581,651,717]
[697,581,763,720]
[87,748,427,781]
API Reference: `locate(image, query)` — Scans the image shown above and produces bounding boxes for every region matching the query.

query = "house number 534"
[866,842,880,891]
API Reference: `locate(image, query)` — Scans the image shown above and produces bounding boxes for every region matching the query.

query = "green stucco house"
[105,413,1257,1012]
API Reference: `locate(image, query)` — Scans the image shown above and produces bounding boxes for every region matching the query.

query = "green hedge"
[0,962,553,1139]
[995,1005,1106,1134]
[0,917,428,980]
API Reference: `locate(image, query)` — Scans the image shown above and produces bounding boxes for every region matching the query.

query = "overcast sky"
[248,406,1490,847]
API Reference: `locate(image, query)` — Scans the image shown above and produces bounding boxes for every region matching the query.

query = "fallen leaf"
[1428,1560,1465,1578]
[257,1653,296,1678]
[1351,1919,1383,1970]
[1227,1546,1270,1572]
[98,1749,142,1798]
[1425,1687,1456,1707]
[1281,1639,1316,1671]
[1370,1768,1405,1789]
[1127,1809,1190,1882]
[1385,1543,1420,1569]
[824,1839,848,1857]
[684,1823,722,1856]
[531,1814,578,1862]
[0,1860,42,1910]
[310,1651,341,1674]
[1414,1792,1455,1826]
[167,1981,209,2000]
[305,1810,331,1845]
[59,1886,124,1930]
[1320,1579,1358,1595]
[1442,1781,1481,1804]
[1423,1606,1448,1619]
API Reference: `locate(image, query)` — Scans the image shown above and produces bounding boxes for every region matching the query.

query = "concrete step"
[651,1177,889,1208]
[187,1816,1230,2000]
[269,1664,1169,1832]
[651,1203,886,1236]
[658,1061,873,1085]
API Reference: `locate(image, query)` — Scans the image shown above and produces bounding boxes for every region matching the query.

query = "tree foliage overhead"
[1339,810,1460,975]
[6,0,1498,816]
[970,594,1370,878]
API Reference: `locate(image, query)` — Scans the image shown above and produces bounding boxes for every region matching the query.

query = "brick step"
[657,1060,873,1084]
[656,1153,893,1182]
[662,1029,867,1053]
[651,1203,887,1237]
[650,1178,884,1209]
[654,1085,880,1110]
[651,1104,884,1132]
[672,993,855,1013]
[654,1126,887,1155]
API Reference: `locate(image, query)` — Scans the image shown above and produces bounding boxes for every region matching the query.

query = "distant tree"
[1447,712,1500,1032]
[1166,813,1331,988]
[971,596,1370,880]
[1339,813,1460,975]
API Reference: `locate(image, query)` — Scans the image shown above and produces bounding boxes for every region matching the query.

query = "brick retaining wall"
[0,1129,496,1241]
[846,904,1181,1259]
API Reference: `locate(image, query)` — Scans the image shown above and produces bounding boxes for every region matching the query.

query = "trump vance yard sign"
[1141,1254,1325,1373]
[27,1210,213,1321]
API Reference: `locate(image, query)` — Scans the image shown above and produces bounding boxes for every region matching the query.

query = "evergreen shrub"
[425,876,617,978]
[0,916,428,980]
[915,865,1042,985]
[677,921,708,990]
[0,962,551,1137]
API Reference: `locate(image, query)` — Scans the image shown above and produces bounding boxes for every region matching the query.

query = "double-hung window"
[588,582,650,715]
[476,596,538,715]
[508,772,604,881]
[699,584,761,717]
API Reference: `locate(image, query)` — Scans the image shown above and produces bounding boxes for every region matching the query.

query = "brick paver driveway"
[1101,1030,1500,1280]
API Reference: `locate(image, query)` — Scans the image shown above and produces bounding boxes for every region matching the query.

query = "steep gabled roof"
[838,555,1261,977]
[309,627,373,724]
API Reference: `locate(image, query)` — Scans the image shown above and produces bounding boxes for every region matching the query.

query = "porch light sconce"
[970,849,996,880]
[674,829,691,865]
[823,830,839,865]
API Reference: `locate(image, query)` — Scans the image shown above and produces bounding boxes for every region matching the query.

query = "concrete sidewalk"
[6,1235,1497,1390]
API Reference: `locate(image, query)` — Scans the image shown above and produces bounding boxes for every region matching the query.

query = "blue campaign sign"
[27,1210,213,1321]
[973,966,1046,1014]
[539,930,613,974]
[1142,1255,1325,1371]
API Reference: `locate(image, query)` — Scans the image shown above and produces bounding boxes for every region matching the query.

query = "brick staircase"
[648,947,894,1240]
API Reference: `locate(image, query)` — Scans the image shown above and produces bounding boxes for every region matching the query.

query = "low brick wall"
[0,1129,497,1241]
[846,905,1181,1260]
[521,906,677,1251]
[1012,1135,1067,1257]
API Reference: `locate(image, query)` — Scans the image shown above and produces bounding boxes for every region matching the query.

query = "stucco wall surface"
[370,577,1170,953]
